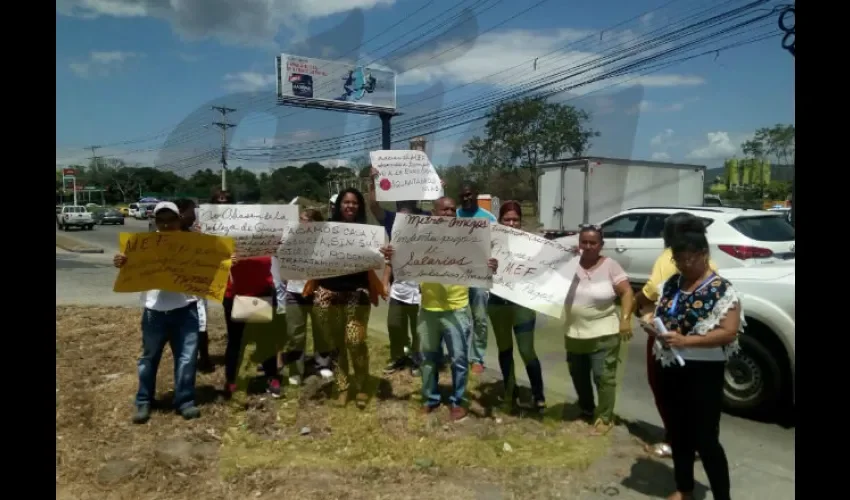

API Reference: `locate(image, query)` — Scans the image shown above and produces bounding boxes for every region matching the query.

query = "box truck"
[537,157,706,237]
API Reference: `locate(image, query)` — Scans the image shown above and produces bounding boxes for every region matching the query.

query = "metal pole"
[380,113,392,150]
[72,178,78,206]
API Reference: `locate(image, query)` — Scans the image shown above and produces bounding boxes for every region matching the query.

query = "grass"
[56,306,635,500]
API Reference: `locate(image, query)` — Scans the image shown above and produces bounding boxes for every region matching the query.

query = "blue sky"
[56,0,795,173]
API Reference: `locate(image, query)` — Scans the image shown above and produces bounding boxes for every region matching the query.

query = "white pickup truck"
[56,205,95,231]
[721,264,795,417]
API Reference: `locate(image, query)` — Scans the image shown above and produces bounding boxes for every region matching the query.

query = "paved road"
[56,239,794,499]
[56,216,149,254]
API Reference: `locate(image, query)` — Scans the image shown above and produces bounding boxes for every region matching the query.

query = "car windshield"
[729,215,795,242]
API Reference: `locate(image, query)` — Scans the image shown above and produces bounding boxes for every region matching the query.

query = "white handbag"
[231,295,274,323]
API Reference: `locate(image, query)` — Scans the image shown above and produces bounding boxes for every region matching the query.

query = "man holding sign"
[382,197,499,422]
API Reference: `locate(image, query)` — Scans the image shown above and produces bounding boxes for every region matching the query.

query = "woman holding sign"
[563,225,635,435]
[643,218,741,500]
[487,201,546,413]
[305,188,383,409]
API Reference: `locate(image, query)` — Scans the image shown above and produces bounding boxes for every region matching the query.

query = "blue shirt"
[382,209,431,236]
[456,206,496,222]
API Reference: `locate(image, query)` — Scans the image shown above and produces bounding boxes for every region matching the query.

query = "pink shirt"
[564,257,628,340]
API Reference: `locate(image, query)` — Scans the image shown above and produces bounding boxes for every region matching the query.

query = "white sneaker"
[319,368,333,379]
[288,375,302,386]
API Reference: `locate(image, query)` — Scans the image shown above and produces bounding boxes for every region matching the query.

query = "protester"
[304,188,385,408]
[644,217,741,500]
[456,181,497,375]
[563,225,635,435]
[284,208,334,384]
[630,212,719,459]
[113,201,201,423]
[488,201,546,412]
[381,196,499,421]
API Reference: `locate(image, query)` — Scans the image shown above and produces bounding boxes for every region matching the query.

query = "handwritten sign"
[390,214,492,288]
[276,222,386,280]
[490,224,579,317]
[370,150,444,202]
[197,204,298,258]
[113,231,234,302]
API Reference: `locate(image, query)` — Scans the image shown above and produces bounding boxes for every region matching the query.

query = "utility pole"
[87,145,103,205]
[211,106,236,191]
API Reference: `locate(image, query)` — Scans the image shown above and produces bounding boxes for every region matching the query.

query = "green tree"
[463,97,599,200]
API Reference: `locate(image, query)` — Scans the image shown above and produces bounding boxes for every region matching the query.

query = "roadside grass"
[57,306,622,499]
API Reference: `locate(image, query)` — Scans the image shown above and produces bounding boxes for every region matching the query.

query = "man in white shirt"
[113,201,202,424]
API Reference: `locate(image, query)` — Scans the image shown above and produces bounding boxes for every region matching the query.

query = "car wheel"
[723,334,783,416]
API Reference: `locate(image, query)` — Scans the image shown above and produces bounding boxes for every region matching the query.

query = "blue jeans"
[137,304,200,410]
[419,307,472,408]
[468,287,490,365]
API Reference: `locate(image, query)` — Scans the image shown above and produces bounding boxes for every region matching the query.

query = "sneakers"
[223,383,237,400]
[470,363,485,375]
[179,406,201,420]
[132,404,151,424]
[266,378,282,398]
[383,357,407,375]
[318,368,334,380]
[288,375,302,387]
[449,406,469,422]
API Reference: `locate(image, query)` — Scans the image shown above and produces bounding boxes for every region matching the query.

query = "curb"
[56,234,105,254]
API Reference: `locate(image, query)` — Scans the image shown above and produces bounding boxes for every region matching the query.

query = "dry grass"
[57,306,631,500]
[56,234,104,253]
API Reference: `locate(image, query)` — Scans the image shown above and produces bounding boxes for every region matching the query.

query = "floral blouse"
[652,273,743,366]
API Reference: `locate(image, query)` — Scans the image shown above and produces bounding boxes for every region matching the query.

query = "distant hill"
[705,164,794,183]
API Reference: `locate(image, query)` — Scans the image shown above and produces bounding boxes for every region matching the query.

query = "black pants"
[222,297,245,384]
[659,360,731,500]
[387,297,420,363]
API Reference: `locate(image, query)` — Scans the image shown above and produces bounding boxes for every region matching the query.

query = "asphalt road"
[56,216,150,254]
[56,223,794,499]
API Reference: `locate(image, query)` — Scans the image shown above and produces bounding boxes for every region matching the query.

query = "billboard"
[275,54,397,111]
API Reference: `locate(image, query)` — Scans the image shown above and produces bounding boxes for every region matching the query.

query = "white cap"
[153,201,179,215]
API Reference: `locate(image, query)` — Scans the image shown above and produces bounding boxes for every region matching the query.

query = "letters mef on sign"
[276,54,396,110]
[197,204,298,258]
[490,224,578,318]
[113,231,234,302]
[390,214,493,288]
[369,150,444,202]
[276,222,386,280]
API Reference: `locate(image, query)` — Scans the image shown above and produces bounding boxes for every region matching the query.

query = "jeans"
[136,304,199,410]
[660,360,730,500]
[419,306,472,408]
[566,334,621,424]
[467,287,489,365]
[487,296,544,401]
[387,297,420,364]
[285,292,333,371]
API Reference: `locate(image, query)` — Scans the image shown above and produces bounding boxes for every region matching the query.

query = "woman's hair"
[174,198,196,212]
[663,212,704,248]
[209,188,235,204]
[331,187,367,223]
[498,200,523,221]
[301,208,324,222]
[578,223,603,243]
[669,217,710,254]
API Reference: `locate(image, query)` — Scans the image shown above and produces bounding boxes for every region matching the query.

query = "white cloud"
[641,13,655,25]
[69,50,141,78]
[57,0,396,46]
[651,152,671,161]
[686,131,742,160]
[394,29,705,93]
[650,129,675,147]
[222,72,276,92]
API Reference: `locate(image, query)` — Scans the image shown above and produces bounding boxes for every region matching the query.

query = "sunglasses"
[579,223,602,231]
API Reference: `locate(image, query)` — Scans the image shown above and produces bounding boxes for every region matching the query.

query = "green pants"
[565,334,621,424]
[487,299,543,401]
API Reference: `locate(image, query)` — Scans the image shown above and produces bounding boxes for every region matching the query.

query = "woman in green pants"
[488,201,546,413]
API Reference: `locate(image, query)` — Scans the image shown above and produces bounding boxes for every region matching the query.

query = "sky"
[55,0,795,175]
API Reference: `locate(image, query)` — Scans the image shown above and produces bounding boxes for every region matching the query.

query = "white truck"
[537,157,706,237]
[56,205,95,231]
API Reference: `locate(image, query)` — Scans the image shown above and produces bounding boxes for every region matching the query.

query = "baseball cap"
[153,201,179,215]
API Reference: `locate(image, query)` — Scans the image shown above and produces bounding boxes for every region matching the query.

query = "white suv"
[554,206,795,285]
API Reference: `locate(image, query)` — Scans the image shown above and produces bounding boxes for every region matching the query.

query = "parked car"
[94,209,125,225]
[135,203,155,220]
[718,264,795,416]
[553,206,795,285]
[128,203,140,218]
[56,205,95,231]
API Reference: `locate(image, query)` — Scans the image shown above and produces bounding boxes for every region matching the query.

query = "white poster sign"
[197,204,298,258]
[490,224,580,318]
[276,222,386,280]
[390,214,492,288]
[370,150,444,202]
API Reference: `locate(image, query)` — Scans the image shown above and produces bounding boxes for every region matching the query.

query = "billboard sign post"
[62,168,78,206]
[275,54,397,113]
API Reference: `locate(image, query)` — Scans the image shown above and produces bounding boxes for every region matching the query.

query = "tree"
[463,97,599,200]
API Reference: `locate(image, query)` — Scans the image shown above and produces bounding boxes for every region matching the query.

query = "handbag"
[231,295,274,323]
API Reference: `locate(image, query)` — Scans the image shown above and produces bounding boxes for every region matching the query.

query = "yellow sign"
[113,231,234,302]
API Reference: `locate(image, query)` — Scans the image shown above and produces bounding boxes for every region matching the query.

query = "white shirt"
[390,280,421,305]
[142,290,198,312]
[287,280,306,295]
